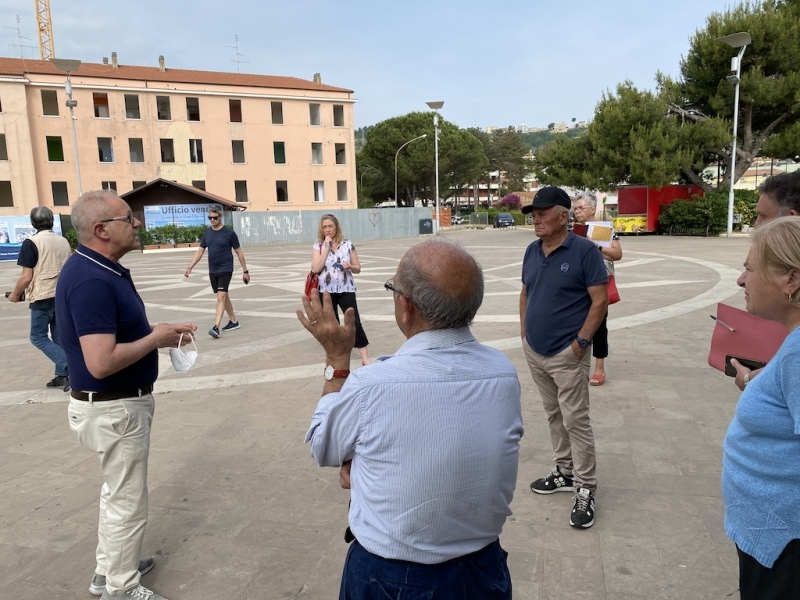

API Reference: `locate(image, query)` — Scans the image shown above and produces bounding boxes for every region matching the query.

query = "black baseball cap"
[521,187,572,213]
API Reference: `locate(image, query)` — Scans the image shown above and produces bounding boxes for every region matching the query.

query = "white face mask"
[169,333,198,373]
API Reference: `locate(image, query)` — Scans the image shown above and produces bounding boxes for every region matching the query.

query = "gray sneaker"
[100,584,167,600]
[89,558,155,595]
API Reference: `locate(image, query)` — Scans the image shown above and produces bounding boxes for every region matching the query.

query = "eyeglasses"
[208,215,220,221]
[100,212,135,226]
[384,278,406,297]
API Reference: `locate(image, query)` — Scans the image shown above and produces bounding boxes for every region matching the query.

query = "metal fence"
[230,207,434,247]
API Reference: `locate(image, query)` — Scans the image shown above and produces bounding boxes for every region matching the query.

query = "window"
[234,180,248,203]
[129,138,144,163]
[232,140,245,164]
[311,143,323,165]
[271,101,283,124]
[160,139,175,163]
[0,134,7,160]
[101,181,117,191]
[192,180,206,190]
[333,104,345,126]
[93,93,109,118]
[97,138,114,162]
[46,136,64,162]
[314,181,325,203]
[273,142,286,164]
[41,90,59,116]
[229,99,242,122]
[335,143,346,165]
[186,97,200,121]
[52,182,69,206]
[156,96,171,120]
[189,139,204,163]
[0,181,13,207]
[337,181,348,202]
[276,180,288,203]
[309,103,321,125]
[124,94,140,119]
[132,180,146,190]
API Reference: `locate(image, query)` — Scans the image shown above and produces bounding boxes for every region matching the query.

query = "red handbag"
[304,270,319,298]
[607,274,620,305]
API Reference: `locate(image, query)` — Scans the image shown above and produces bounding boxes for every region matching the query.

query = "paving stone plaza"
[0,228,752,599]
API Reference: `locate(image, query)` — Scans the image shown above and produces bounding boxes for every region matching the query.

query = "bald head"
[71,190,123,244]
[395,239,484,329]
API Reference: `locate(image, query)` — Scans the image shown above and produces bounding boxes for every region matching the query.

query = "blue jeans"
[340,539,511,599]
[30,299,68,377]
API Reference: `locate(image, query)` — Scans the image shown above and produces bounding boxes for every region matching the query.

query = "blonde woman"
[311,214,370,365]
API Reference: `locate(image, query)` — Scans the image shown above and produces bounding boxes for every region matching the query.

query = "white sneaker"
[100,584,168,600]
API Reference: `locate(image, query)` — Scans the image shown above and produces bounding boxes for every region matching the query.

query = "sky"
[0,0,737,130]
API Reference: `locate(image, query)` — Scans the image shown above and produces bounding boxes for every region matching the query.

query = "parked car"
[493,213,515,228]
[451,214,464,225]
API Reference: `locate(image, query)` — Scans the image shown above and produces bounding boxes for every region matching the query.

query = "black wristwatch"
[575,336,590,348]
[243,270,249,274]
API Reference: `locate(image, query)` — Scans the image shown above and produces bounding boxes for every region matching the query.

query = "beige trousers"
[523,339,597,491]
[68,395,153,594]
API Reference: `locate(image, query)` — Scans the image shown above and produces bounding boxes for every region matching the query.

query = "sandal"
[590,373,605,386]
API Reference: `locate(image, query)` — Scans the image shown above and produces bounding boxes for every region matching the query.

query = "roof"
[0,56,353,94]
[120,179,246,210]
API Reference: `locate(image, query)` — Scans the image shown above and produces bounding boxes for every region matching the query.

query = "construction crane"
[35,0,55,59]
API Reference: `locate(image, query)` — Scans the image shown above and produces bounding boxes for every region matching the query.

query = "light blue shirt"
[722,327,800,568]
[305,327,523,563]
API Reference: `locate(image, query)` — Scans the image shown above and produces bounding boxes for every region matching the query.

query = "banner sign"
[143,204,216,230]
[0,215,64,262]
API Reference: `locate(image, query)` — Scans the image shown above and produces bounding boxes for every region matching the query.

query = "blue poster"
[0,214,64,262]
[143,204,216,230]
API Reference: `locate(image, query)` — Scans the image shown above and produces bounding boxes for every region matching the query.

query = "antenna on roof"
[226,34,248,74]
[4,15,36,59]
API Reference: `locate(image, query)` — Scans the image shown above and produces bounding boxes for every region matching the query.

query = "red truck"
[613,184,704,233]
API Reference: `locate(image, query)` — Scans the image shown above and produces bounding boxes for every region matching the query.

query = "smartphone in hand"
[724,355,767,377]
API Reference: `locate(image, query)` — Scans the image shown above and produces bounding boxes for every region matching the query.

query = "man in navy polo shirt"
[519,186,608,529]
[57,190,196,600]
[184,205,250,338]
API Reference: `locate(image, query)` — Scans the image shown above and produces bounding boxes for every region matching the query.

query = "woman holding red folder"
[722,216,800,600]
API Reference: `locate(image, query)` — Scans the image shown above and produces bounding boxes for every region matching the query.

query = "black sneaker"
[208,325,221,339]
[46,376,68,389]
[570,487,595,528]
[62,376,70,393]
[530,466,575,494]
[221,320,240,331]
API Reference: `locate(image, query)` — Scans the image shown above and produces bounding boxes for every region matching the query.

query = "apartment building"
[0,56,357,215]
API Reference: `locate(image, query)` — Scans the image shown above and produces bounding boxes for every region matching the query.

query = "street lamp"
[49,58,83,197]
[394,134,427,207]
[717,31,751,237]
[426,101,444,232]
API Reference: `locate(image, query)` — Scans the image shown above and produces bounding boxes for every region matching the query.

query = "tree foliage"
[536,0,800,192]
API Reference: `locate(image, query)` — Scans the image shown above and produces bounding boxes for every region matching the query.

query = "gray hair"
[574,190,597,209]
[208,205,223,216]
[30,206,54,231]
[396,239,484,329]
[71,190,119,244]
[760,170,800,213]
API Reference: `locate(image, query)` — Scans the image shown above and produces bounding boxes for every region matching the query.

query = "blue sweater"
[722,327,800,568]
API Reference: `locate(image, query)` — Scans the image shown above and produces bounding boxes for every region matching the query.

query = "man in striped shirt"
[298,239,523,599]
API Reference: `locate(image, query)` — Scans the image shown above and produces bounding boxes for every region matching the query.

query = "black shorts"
[209,272,233,293]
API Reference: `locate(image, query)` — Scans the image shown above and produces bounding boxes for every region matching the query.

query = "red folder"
[708,303,789,373]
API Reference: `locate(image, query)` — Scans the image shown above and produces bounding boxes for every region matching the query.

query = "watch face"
[324,365,334,380]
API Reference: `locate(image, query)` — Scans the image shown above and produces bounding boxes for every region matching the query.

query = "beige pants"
[68,395,153,594]
[523,339,597,491]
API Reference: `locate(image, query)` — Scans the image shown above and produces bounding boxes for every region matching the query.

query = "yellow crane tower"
[35,0,55,59]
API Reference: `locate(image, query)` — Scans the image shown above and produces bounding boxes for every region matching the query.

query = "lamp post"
[716,32,751,238]
[49,58,83,197]
[394,134,427,207]
[425,101,444,232]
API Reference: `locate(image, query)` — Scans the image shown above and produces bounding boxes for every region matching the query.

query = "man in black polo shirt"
[183,205,250,338]
[519,187,608,529]
[57,190,196,600]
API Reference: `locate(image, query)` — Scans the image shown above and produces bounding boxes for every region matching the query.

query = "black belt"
[70,386,153,402]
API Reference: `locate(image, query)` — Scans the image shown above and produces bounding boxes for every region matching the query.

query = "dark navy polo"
[56,245,156,392]
[200,226,240,273]
[521,232,608,356]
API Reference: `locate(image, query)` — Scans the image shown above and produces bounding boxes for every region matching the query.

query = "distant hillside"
[523,127,587,151]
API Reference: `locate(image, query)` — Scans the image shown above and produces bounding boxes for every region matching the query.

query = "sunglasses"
[208,215,220,221]
[100,212,135,226]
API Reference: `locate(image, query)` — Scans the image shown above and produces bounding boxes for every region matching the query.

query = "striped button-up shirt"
[305,327,523,563]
